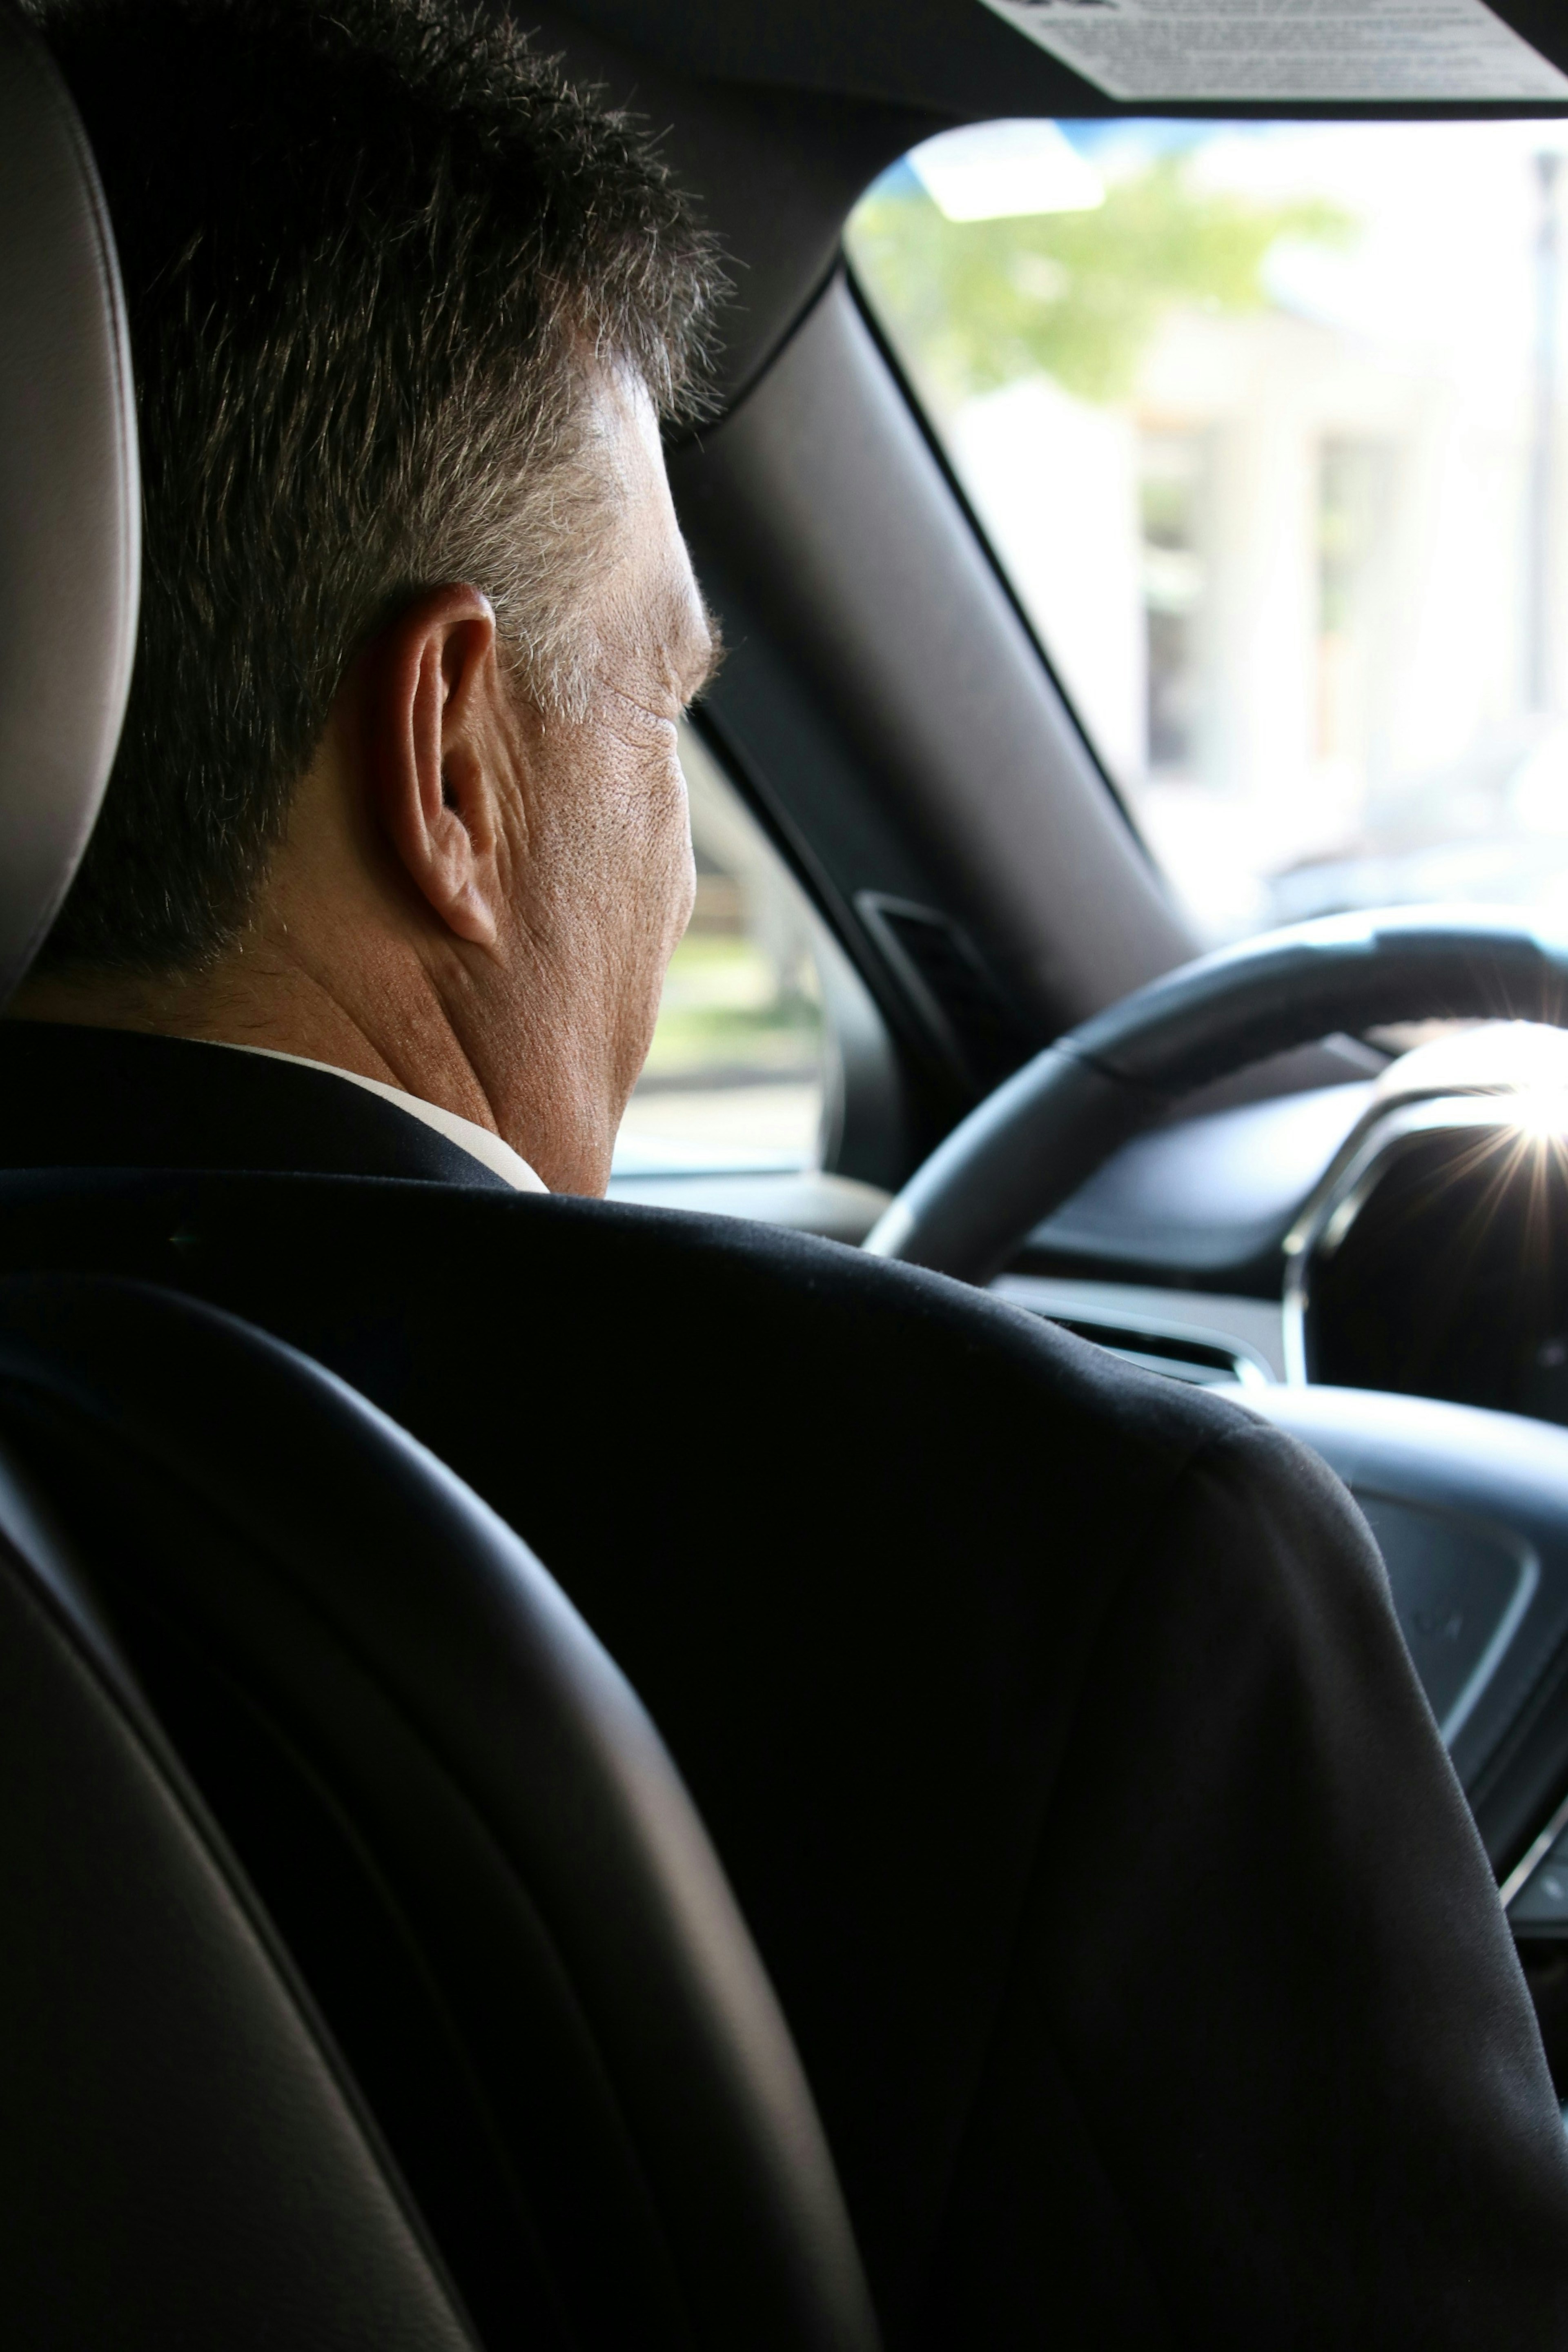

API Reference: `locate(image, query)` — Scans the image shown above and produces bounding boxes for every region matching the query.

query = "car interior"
[11,0,1568,2342]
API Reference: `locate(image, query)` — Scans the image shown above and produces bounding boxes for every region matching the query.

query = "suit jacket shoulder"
[0,1022,511,1187]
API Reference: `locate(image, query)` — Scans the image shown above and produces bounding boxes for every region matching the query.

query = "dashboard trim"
[1282,1091,1543,1385]
[991,1273,1286,1383]
[1501,1786,1568,1911]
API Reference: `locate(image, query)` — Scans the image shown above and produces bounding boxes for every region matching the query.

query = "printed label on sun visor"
[976,0,1568,102]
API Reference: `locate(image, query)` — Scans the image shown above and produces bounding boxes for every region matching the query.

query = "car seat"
[0,17,878,2348]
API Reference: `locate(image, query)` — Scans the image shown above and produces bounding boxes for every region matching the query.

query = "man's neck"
[9,946,511,1141]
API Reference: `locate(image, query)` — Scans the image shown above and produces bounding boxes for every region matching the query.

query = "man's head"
[20,0,723,1189]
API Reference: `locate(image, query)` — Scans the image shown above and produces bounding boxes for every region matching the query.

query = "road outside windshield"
[849,119,1568,944]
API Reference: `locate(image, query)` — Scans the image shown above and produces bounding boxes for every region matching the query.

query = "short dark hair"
[28,0,722,972]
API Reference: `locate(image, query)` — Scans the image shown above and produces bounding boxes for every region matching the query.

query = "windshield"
[849,119,1568,945]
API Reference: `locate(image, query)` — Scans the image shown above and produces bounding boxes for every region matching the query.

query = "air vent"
[1049,1319,1261,1388]
[856,894,1033,1095]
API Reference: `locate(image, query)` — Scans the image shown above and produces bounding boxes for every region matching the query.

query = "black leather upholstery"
[0,30,880,2343]
[0,1354,475,2351]
[0,1271,881,2352]
[0,9,136,994]
[0,24,490,2338]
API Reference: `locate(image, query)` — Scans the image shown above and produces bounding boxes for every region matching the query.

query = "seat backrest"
[0,1270,882,2352]
[0,1408,479,2348]
[0,5,136,990]
[0,17,878,2345]
[0,16,479,2343]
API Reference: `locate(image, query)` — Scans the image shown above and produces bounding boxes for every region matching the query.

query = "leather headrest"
[0,10,137,999]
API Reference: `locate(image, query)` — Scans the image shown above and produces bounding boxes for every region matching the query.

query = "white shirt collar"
[210,1040,548,1192]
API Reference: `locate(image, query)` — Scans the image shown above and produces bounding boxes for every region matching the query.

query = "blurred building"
[949,174,1568,940]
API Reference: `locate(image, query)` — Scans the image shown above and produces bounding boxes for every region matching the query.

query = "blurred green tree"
[846,149,1352,411]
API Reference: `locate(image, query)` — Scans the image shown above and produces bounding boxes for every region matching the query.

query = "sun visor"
[976,0,1568,105]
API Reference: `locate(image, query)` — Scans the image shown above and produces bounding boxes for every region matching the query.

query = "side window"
[613,727,829,1174]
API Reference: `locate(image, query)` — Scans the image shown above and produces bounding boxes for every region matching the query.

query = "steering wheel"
[863,905,1568,1283]
[864,904,1568,1906]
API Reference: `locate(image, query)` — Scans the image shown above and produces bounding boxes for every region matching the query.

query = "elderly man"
[13,0,717,1195]
[9,2,1568,2345]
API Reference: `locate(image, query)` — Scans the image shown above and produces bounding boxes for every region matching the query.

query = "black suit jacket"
[0,1020,514,1186]
[0,1020,1565,2347]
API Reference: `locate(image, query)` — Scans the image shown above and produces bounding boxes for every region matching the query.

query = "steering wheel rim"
[862,905,1568,1285]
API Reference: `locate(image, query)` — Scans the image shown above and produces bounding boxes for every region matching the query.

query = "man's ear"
[363,584,514,949]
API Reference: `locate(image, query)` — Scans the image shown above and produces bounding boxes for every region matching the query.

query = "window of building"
[1141,429,1209,774]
